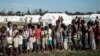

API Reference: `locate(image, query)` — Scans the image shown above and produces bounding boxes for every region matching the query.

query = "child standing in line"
[41,27,45,52]
[7,32,13,56]
[48,26,53,51]
[55,26,61,52]
[1,26,7,56]
[88,25,96,50]
[27,24,33,53]
[52,26,56,51]
[95,22,100,49]
[27,36,34,54]
[44,26,49,52]
[32,26,36,52]
[13,32,19,56]
[18,29,23,54]
[68,24,73,51]
[12,24,18,37]
[63,26,68,50]
[77,26,82,49]
[7,22,13,37]
[35,25,41,53]
[23,26,29,53]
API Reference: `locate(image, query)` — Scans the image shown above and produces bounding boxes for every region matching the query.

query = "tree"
[0,10,6,16]
[73,12,81,15]
[7,11,14,16]
[97,11,100,14]
[85,12,94,15]
[65,11,73,15]
[16,11,21,16]
[26,9,31,15]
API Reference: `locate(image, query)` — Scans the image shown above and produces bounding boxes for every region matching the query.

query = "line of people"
[0,16,100,56]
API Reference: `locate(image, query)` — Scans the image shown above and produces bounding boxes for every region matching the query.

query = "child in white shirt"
[7,32,13,56]
[18,29,23,54]
[13,32,19,56]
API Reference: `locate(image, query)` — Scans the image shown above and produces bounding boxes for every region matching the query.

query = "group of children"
[0,16,100,56]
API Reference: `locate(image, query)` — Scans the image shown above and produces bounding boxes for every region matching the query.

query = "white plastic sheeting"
[22,15,41,23]
[0,16,5,22]
[90,14,100,21]
[3,16,21,22]
[41,13,73,26]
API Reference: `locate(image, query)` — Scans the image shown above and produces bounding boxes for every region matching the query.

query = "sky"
[0,0,100,12]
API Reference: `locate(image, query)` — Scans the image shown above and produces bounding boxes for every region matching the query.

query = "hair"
[28,23,32,28]
[31,25,35,30]
[19,29,23,34]
[13,24,17,28]
[48,24,52,28]
[37,25,40,29]
[88,20,94,26]
[7,21,12,27]
[61,23,65,28]
[1,26,6,33]
[41,27,44,30]
[81,20,85,25]
[63,25,67,30]
[45,26,48,30]
[68,24,72,30]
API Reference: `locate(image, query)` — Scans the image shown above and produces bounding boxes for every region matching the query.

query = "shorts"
[27,42,33,50]
[56,37,61,43]
[7,44,13,48]
[23,39,27,49]
[19,45,22,51]
[36,39,41,45]
[48,40,52,45]
[14,43,18,48]
[2,40,7,47]
[53,39,56,46]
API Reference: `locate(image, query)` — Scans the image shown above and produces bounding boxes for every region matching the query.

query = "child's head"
[48,24,52,29]
[1,26,6,33]
[41,27,44,31]
[7,22,12,27]
[32,25,35,30]
[37,25,41,29]
[23,25,27,31]
[63,25,67,30]
[45,26,48,30]
[13,24,17,30]
[19,29,23,35]
[68,24,72,29]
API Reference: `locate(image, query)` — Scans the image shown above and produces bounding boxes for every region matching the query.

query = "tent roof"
[22,15,41,23]
[90,14,100,21]
[0,16,5,22]
[3,16,21,22]
[41,13,69,20]
[41,13,73,25]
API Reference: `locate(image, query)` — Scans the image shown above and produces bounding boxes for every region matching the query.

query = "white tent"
[71,15,91,22]
[41,13,73,26]
[0,16,5,22]
[3,16,21,22]
[90,14,100,21]
[22,15,41,23]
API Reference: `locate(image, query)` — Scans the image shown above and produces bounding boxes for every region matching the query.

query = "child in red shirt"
[35,25,41,53]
